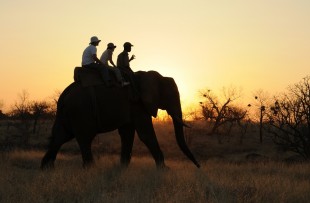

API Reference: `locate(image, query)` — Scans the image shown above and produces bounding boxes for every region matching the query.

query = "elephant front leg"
[118,124,135,167]
[135,116,166,169]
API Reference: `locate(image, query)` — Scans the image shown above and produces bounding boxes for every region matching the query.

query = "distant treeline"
[1,76,310,159]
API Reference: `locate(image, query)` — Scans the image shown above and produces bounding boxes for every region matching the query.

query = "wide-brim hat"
[107,43,117,48]
[90,36,101,44]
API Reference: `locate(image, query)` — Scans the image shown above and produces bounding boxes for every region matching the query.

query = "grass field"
[1,120,310,202]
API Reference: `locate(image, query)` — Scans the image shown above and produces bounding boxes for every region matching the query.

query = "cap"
[123,42,133,47]
[107,43,117,49]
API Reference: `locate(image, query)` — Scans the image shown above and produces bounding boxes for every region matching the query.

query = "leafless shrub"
[8,90,32,145]
[199,86,250,143]
[266,76,310,159]
[5,90,54,147]
[30,101,49,134]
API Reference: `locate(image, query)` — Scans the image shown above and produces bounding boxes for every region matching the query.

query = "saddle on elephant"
[74,67,161,118]
[74,67,106,87]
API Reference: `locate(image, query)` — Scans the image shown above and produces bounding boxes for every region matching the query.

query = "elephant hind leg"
[41,124,74,170]
[41,136,73,169]
[118,124,135,167]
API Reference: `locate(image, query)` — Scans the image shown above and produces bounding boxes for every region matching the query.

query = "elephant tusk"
[172,115,191,128]
[183,122,191,128]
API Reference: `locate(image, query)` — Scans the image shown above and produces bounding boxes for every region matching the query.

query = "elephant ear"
[136,71,162,117]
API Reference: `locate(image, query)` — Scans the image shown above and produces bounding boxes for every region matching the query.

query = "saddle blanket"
[74,67,105,87]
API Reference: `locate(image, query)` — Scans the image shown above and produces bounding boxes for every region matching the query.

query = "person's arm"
[108,51,116,67]
[92,54,103,65]
[129,54,136,62]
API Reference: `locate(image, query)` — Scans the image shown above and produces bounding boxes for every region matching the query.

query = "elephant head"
[136,71,200,168]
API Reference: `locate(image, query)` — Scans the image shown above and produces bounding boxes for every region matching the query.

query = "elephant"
[41,70,200,169]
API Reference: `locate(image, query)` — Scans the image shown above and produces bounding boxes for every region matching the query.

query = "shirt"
[117,51,130,69]
[100,49,113,66]
[82,45,97,66]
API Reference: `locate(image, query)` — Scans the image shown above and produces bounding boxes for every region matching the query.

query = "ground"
[0,120,309,202]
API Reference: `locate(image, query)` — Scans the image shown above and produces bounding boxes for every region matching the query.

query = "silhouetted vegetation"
[266,76,310,159]
[1,76,310,161]
[1,77,310,202]
[0,90,58,150]
[0,110,7,120]
[199,86,250,144]
[250,90,270,143]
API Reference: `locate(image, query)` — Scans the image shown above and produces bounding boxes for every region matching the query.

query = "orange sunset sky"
[0,0,310,112]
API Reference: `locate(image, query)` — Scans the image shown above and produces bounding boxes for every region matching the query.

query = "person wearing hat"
[82,36,110,86]
[100,43,129,86]
[117,42,139,98]
[116,42,135,71]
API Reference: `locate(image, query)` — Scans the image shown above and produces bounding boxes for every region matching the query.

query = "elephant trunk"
[171,115,200,168]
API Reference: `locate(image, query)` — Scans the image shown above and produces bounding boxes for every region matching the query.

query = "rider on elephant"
[117,42,139,96]
[82,36,111,86]
[100,43,130,87]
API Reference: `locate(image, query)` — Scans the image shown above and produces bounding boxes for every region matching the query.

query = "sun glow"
[1,1,310,113]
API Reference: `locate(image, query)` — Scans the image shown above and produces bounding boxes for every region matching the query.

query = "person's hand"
[130,55,136,61]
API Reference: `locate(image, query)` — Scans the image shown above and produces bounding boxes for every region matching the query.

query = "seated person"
[81,36,110,86]
[117,42,139,97]
[100,43,129,86]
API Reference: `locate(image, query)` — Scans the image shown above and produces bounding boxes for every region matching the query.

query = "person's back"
[100,43,117,67]
[82,44,97,66]
[117,51,130,70]
[100,49,110,67]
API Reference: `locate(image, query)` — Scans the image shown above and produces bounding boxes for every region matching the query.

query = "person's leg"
[109,67,123,83]
[93,64,111,86]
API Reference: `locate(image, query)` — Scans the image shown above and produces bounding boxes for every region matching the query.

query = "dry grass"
[1,120,310,202]
[0,150,310,203]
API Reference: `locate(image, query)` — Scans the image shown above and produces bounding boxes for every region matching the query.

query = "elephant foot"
[120,157,131,168]
[120,163,129,170]
[40,160,55,170]
[83,161,95,169]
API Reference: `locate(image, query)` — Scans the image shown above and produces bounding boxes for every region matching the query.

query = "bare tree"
[199,87,249,143]
[183,106,203,121]
[0,99,6,120]
[0,99,4,110]
[8,90,32,145]
[250,89,270,143]
[30,101,49,134]
[266,76,310,159]
[48,89,62,117]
